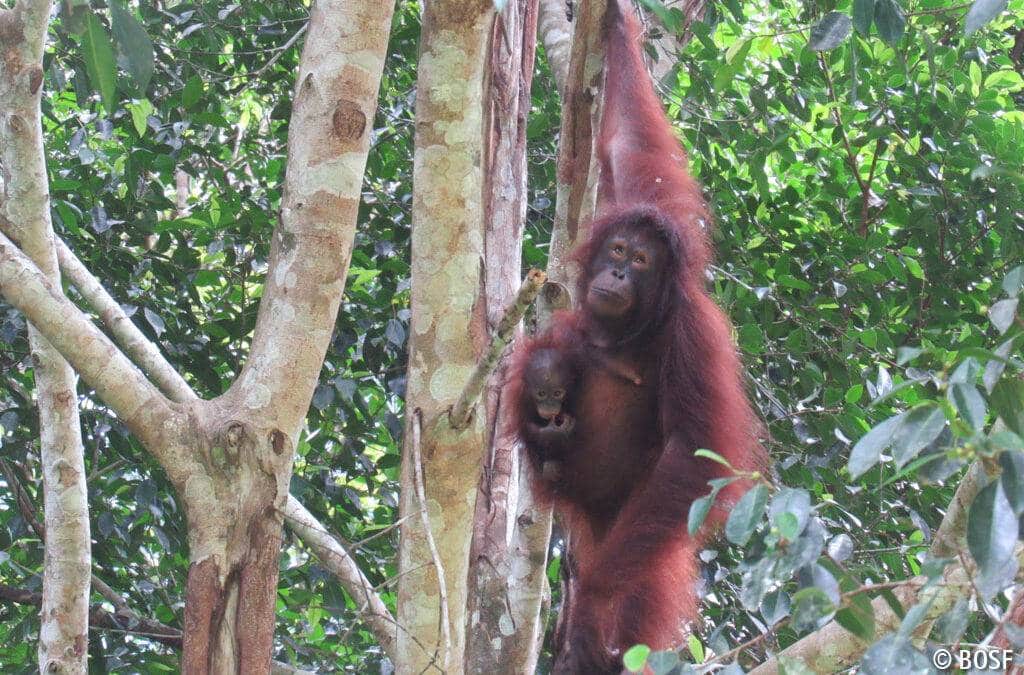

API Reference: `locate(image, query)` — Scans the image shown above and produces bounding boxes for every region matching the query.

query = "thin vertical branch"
[412,408,452,670]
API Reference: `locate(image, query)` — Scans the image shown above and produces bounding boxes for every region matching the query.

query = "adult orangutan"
[509,0,767,671]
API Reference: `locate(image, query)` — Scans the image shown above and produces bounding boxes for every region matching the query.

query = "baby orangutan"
[519,347,577,482]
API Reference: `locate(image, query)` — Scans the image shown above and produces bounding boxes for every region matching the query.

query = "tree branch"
[412,408,452,670]
[450,268,546,428]
[56,238,196,403]
[0,231,178,450]
[538,0,572,95]
[0,582,315,674]
[280,495,397,660]
[1,3,91,668]
[222,0,395,432]
[0,582,183,647]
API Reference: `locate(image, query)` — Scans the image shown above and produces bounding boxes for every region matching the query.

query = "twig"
[449,268,547,428]
[243,23,308,87]
[412,408,452,670]
[0,582,182,647]
[0,458,142,619]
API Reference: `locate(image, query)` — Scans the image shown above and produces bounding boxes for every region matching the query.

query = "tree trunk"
[395,1,496,672]
[0,3,91,672]
[0,1,395,672]
[465,1,550,672]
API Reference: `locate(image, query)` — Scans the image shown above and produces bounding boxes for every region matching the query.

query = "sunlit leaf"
[725,483,768,545]
[848,414,902,478]
[623,644,650,672]
[989,298,1019,334]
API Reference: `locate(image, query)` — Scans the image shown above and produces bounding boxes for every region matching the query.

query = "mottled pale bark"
[0,5,91,669]
[0,1,395,671]
[395,1,495,672]
[0,232,179,452]
[57,233,404,663]
[464,1,551,672]
[181,2,395,671]
[56,239,196,403]
[538,0,571,95]
[547,0,608,292]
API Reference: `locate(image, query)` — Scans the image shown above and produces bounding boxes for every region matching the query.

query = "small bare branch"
[449,268,547,428]
[413,408,452,670]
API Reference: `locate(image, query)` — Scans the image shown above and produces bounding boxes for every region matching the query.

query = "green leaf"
[989,298,1019,334]
[647,650,681,675]
[948,383,986,432]
[873,0,905,45]
[81,13,117,112]
[985,70,1024,92]
[182,75,203,109]
[687,634,704,662]
[713,37,752,90]
[769,487,812,536]
[991,379,1024,436]
[835,592,875,642]
[903,256,924,280]
[965,0,1008,35]
[126,98,154,137]
[967,480,1019,598]
[776,512,800,540]
[694,448,733,468]
[791,587,835,632]
[725,483,769,546]
[809,12,852,51]
[852,0,875,35]
[110,0,154,93]
[688,494,714,535]
[761,589,791,625]
[1000,450,1024,516]
[860,634,932,674]
[623,644,650,672]
[1003,265,1024,296]
[848,414,902,479]
[892,404,946,467]
[778,274,813,291]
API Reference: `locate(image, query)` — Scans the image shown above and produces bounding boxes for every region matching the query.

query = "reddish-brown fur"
[509,1,767,672]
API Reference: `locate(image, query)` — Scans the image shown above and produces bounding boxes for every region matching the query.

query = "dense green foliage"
[0,0,1022,672]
